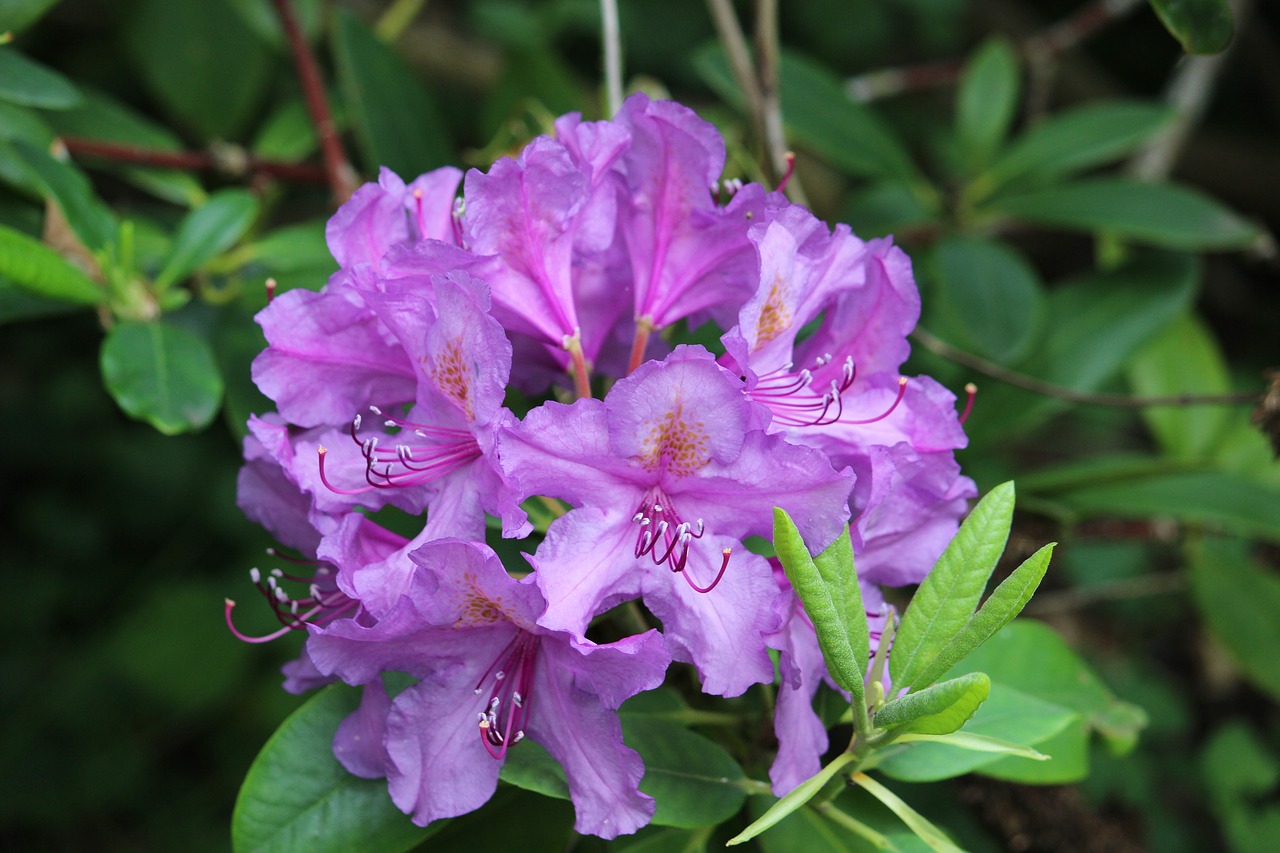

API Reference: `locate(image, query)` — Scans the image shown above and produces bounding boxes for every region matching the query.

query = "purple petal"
[334,679,392,779]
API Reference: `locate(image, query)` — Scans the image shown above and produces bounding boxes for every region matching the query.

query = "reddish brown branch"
[61,137,329,184]
[270,0,358,204]
[845,0,1145,101]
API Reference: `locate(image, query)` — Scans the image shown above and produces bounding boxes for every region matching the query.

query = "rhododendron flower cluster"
[228,92,975,838]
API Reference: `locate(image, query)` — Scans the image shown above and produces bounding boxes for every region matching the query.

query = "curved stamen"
[959,382,977,425]
[224,560,358,643]
[682,547,732,594]
[837,376,907,426]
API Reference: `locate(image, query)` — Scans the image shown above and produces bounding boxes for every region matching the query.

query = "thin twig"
[845,0,1145,102]
[270,0,358,204]
[911,327,1261,408]
[61,137,329,184]
[706,0,765,142]
[754,0,807,204]
[600,0,623,117]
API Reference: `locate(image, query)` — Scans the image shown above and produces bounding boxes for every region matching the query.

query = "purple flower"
[326,166,463,271]
[306,539,670,838]
[499,344,853,696]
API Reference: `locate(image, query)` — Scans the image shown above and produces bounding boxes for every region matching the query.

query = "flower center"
[473,631,540,759]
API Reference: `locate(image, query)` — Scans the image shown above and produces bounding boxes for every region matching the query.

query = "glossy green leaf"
[123,0,272,139]
[0,48,81,109]
[1051,470,1280,543]
[1150,0,1234,54]
[46,86,206,206]
[978,101,1174,192]
[956,37,1019,171]
[1189,538,1280,701]
[332,8,450,177]
[874,672,990,736]
[965,251,1197,442]
[908,543,1055,691]
[927,236,1043,364]
[623,715,748,828]
[695,45,917,181]
[0,0,60,32]
[874,682,1075,782]
[232,685,438,853]
[100,320,224,435]
[728,752,856,846]
[988,178,1258,250]
[1125,312,1232,459]
[0,224,103,304]
[154,190,259,290]
[10,140,117,252]
[774,510,868,706]
[949,620,1145,782]
[423,786,574,853]
[890,482,1014,692]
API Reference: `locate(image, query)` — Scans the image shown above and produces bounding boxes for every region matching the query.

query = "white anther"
[474,688,483,696]
[694,518,705,536]
[513,731,525,743]
[397,445,412,462]
[271,568,284,578]
[369,405,383,415]
[640,531,653,551]
[639,517,650,526]
[513,692,523,707]
[249,567,261,584]
[385,420,397,429]
[632,511,645,523]
[654,520,669,538]
[495,671,505,680]
[275,587,288,602]
[290,601,300,614]
[353,414,362,430]
[652,503,663,512]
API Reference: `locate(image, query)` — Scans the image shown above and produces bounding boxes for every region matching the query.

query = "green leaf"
[0,224,103,304]
[0,0,60,32]
[0,47,81,109]
[1199,722,1280,853]
[1125,312,1232,460]
[123,0,272,139]
[332,7,450,177]
[45,86,206,206]
[615,825,713,853]
[977,101,1174,193]
[987,178,1259,250]
[955,37,1019,171]
[0,274,84,323]
[623,715,748,828]
[890,482,1014,692]
[1149,0,1234,55]
[1189,537,1280,701]
[498,738,570,801]
[927,236,1044,365]
[252,99,320,162]
[849,773,964,853]
[695,45,918,181]
[1050,470,1280,543]
[874,682,1075,782]
[100,320,224,435]
[228,0,324,49]
[946,620,1146,782]
[907,543,1056,691]
[154,189,259,290]
[232,685,437,853]
[422,786,574,853]
[840,182,936,239]
[773,509,868,706]
[728,752,857,846]
[10,139,117,252]
[874,672,990,736]
[965,251,1197,442]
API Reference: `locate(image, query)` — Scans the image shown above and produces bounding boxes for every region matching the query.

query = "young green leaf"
[154,189,259,291]
[773,508,867,707]
[894,732,1049,761]
[955,37,1019,171]
[890,482,1015,692]
[232,685,438,853]
[726,752,857,846]
[0,224,103,305]
[907,543,1056,691]
[849,773,964,853]
[873,672,990,736]
[100,320,224,435]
